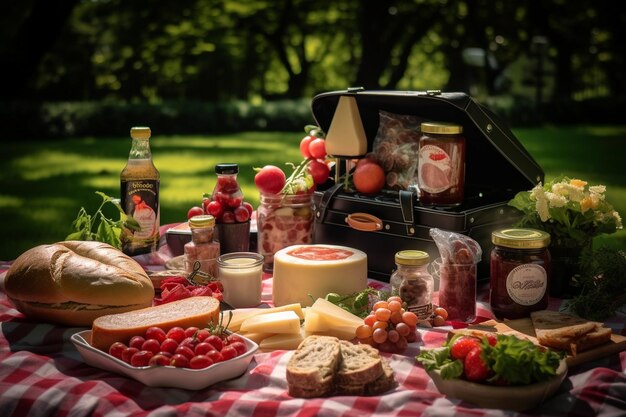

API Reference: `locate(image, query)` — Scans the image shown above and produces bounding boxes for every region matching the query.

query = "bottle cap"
[215,163,239,175]
[492,228,551,249]
[395,250,430,266]
[189,215,216,228]
[421,122,463,135]
[130,126,151,139]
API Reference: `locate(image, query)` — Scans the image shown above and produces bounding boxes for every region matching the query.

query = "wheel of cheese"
[272,244,368,307]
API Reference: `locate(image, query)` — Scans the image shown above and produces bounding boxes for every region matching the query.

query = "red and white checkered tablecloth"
[0,257,625,417]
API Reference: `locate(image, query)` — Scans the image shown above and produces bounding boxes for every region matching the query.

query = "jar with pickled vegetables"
[256,192,313,273]
[490,228,551,319]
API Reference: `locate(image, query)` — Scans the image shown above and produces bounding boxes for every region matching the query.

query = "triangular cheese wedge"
[325,96,368,158]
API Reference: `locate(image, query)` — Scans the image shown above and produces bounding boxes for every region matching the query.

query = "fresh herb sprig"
[65,191,140,249]
[322,288,386,318]
[567,247,626,320]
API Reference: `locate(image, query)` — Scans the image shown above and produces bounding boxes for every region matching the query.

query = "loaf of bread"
[286,336,396,398]
[4,241,154,326]
[90,296,220,351]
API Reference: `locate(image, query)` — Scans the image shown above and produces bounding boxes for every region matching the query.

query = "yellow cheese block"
[259,332,304,351]
[272,244,368,307]
[324,95,368,158]
[237,332,274,344]
[240,310,301,334]
[309,297,364,328]
[223,303,304,331]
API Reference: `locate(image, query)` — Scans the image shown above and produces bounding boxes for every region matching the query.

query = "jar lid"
[491,228,551,249]
[189,215,215,228]
[130,126,151,139]
[421,122,463,135]
[215,163,239,175]
[395,250,430,266]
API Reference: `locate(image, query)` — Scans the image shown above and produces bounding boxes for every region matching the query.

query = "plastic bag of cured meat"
[372,111,426,190]
[429,228,482,323]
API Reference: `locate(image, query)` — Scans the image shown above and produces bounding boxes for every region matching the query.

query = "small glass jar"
[256,192,313,273]
[438,261,477,323]
[212,163,243,208]
[390,250,434,319]
[418,122,466,206]
[217,252,264,308]
[490,228,551,319]
[184,215,221,278]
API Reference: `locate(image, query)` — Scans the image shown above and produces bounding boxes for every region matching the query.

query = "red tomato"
[175,345,196,360]
[205,200,224,219]
[121,347,139,364]
[166,327,186,343]
[130,350,154,367]
[190,355,214,369]
[129,336,145,350]
[148,353,171,367]
[308,160,330,184]
[196,329,210,342]
[160,338,179,354]
[169,354,189,368]
[254,165,286,194]
[221,211,236,224]
[226,334,246,345]
[229,341,247,356]
[141,339,161,355]
[145,327,167,343]
[205,335,224,352]
[194,342,214,356]
[184,327,199,338]
[234,205,250,222]
[187,206,204,220]
[299,135,315,158]
[220,345,238,361]
[308,138,326,159]
[242,201,254,216]
[205,350,224,364]
[108,342,126,360]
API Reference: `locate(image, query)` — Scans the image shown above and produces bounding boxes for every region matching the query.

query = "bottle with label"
[489,228,551,319]
[120,126,160,256]
[211,163,250,253]
[418,122,466,206]
[390,250,434,319]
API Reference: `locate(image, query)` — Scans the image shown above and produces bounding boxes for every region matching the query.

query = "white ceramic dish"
[71,330,258,390]
[428,359,567,411]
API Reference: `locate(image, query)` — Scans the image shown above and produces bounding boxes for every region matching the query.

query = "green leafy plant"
[319,288,385,318]
[566,247,626,320]
[65,191,140,249]
[508,175,622,247]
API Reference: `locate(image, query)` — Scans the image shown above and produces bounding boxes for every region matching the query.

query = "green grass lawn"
[1,126,625,260]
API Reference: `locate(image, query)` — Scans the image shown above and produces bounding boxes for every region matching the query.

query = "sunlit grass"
[1,127,624,260]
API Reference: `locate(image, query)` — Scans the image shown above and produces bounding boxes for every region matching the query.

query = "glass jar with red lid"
[417,122,466,206]
[489,228,551,319]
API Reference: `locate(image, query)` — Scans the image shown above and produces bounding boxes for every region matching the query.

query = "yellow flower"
[580,196,594,213]
[570,179,587,188]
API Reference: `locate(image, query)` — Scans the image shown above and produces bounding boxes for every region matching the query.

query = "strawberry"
[449,336,481,360]
[464,347,490,382]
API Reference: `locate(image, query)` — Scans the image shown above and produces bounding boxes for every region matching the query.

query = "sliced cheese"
[272,245,368,307]
[325,95,368,158]
[238,332,274,344]
[310,297,364,328]
[304,327,356,340]
[222,303,304,331]
[240,310,301,334]
[259,332,305,351]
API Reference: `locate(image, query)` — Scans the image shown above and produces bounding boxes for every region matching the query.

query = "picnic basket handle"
[347,213,383,232]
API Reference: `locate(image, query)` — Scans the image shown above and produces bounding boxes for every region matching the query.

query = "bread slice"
[286,336,341,395]
[530,310,612,355]
[336,341,383,385]
[90,296,220,351]
[336,359,395,396]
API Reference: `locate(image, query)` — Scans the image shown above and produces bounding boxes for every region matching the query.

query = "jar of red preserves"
[489,228,551,319]
[418,122,466,206]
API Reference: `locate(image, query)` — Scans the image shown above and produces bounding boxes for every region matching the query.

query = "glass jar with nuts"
[390,250,434,320]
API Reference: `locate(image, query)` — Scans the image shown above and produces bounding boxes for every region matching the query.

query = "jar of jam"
[390,250,434,319]
[184,215,221,278]
[418,122,466,206]
[489,228,551,319]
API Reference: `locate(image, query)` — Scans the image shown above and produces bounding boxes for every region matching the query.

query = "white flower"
[614,211,623,229]
[531,185,551,222]
[552,181,585,203]
[546,192,567,208]
[589,185,606,194]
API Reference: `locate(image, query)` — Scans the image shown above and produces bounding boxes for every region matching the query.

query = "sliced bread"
[336,340,383,385]
[336,358,395,396]
[286,335,341,394]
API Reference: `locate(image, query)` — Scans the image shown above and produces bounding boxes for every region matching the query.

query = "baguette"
[90,296,220,351]
[286,336,341,395]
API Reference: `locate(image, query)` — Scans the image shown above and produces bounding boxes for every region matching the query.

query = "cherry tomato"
[205,335,224,352]
[141,339,161,355]
[145,327,167,343]
[226,334,246,345]
[166,327,186,343]
[205,349,224,364]
[308,138,326,159]
[229,341,247,356]
[300,135,315,158]
[221,211,236,223]
[108,342,127,360]
[205,200,224,219]
[180,336,199,349]
[169,354,189,368]
[129,336,145,350]
[190,355,214,369]
[187,206,204,220]
[242,201,254,216]
[194,342,214,356]
[308,160,330,184]
[130,350,154,367]
[175,345,196,360]
[234,205,250,222]
[185,327,199,338]
[148,353,171,367]
[220,345,238,361]
[227,196,243,208]
[160,338,179,354]
[196,329,210,342]
[121,347,139,363]
[254,165,286,194]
